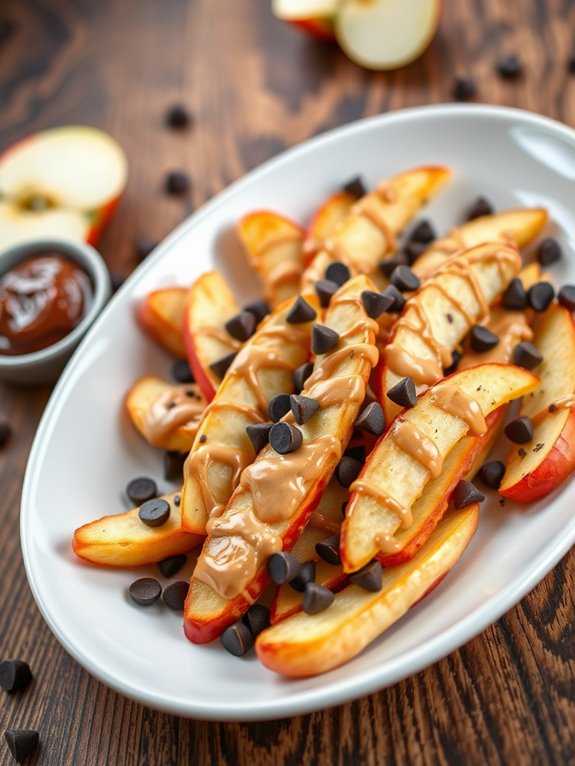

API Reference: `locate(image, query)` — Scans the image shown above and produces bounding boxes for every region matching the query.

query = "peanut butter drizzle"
[306,375,366,409]
[228,344,296,412]
[186,444,247,519]
[459,309,532,370]
[306,344,380,390]
[351,199,397,259]
[350,480,413,529]
[309,511,341,534]
[430,384,487,436]
[141,385,204,447]
[196,324,241,350]
[392,419,444,479]
[268,260,302,290]
[206,400,264,423]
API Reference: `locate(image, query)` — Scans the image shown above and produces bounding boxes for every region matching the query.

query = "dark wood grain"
[1,1,575,764]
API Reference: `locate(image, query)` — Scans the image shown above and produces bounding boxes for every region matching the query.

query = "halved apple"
[137,286,188,358]
[272,0,339,41]
[303,191,356,265]
[256,504,479,678]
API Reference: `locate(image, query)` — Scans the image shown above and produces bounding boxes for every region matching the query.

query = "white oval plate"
[22,105,575,721]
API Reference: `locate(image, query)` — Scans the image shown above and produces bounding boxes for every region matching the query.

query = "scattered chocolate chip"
[409,220,436,244]
[303,582,335,614]
[390,265,421,293]
[558,285,575,312]
[4,729,39,764]
[536,238,562,266]
[157,554,187,578]
[512,341,543,370]
[344,444,366,462]
[476,460,506,489]
[109,270,126,293]
[138,498,170,527]
[174,494,181,506]
[403,241,427,265]
[354,401,385,436]
[361,290,393,319]
[387,376,417,408]
[126,477,158,506]
[129,577,162,606]
[342,176,367,199]
[242,604,270,637]
[171,358,194,383]
[533,442,544,453]
[290,560,316,592]
[209,351,237,379]
[290,395,319,425]
[269,422,303,454]
[165,103,192,129]
[164,450,187,482]
[315,535,341,566]
[199,435,207,443]
[336,456,362,488]
[268,393,291,422]
[221,621,254,657]
[527,282,555,312]
[0,422,11,449]
[453,76,477,101]
[470,325,500,353]
[549,403,558,413]
[286,295,317,324]
[315,278,338,308]
[465,196,494,221]
[312,324,339,355]
[246,422,273,453]
[452,480,485,509]
[349,560,382,592]
[378,253,409,278]
[135,238,158,261]
[165,170,191,195]
[293,362,314,393]
[325,261,351,286]
[505,415,534,444]
[243,299,271,324]
[0,661,32,693]
[224,310,257,342]
[162,580,189,611]
[443,349,462,376]
[518,447,527,458]
[496,53,523,79]
[268,552,302,585]
[501,277,528,310]
[382,284,406,313]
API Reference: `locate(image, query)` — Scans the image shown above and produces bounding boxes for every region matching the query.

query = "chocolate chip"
[268,552,302,585]
[138,498,170,527]
[382,284,406,313]
[209,351,237,379]
[269,422,303,454]
[164,450,187,482]
[403,241,427,265]
[165,103,192,129]
[336,456,362,488]
[242,604,270,637]
[268,393,291,422]
[390,265,421,293]
[171,358,194,383]
[157,554,187,578]
[0,661,32,693]
[290,560,316,592]
[109,270,126,293]
[312,324,339,355]
[518,447,527,458]
[465,196,494,221]
[349,560,383,592]
[4,729,39,763]
[162,580,189,611]
[387,376,417,408]
[221,621,254,657]
[452,480,485,509]
[325,261,351,286]
[246,422,273,453]
[290,395,319,425]
[344,444,366,462]
[505,415,534,444]
[129,577,162,606]
[0,422,11,449]
[286,295,317,324]
[165,170,191,195]
[135,238,158,261]
[126,477,158,505]
[536,238,562,266]
[361,290,393,319]
[496,53,523,79]
[409,219,436,244]
[174,494,181,506]
[527,282,555,312]
[243,299,271,324]
[342,176,367,199]
[378,253,409,278]
[315,278,338,308]
[293,362,314,393]
[199,434,207,443]
[315,534,341,565]
[224,310,257,342]
[476,459,506,489]
[303,582,335,614]
[443,349,462,376]
[453,76,477,101]
[354,401,385,436]
[470,325,500,353]
[512,341,543,370]
[501,277,528,310]
[558,285,575,312]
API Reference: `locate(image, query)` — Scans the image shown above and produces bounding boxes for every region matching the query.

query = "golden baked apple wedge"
[341,363,539,572]
[125,376,205,452]
[182,271,241,402]
[137,286,188,358]
[377,242,521,423]
[256,504,479,678]
[500,304,575,502]
[303,190,355,265]
[181,292,319,535]
[237,211,305,307]
[184,275,380,643]
[73,491,202,567]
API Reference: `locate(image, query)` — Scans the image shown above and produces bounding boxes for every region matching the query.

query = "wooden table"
[1,1,574,763]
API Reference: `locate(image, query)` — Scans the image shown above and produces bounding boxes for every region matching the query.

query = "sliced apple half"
[335,0,442,71]
[0,201,91,250]
[303,191,356,265]
[137,286,188,358]
[256,504,479,678]
[272,0,339,40]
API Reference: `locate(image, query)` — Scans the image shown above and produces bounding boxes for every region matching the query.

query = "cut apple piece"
[0,201,91,250]
[182,271,241,401]
[256,504,479,678]
[341,363,539,573]
[272,0,338,40]
[137,286,188,358]
[303,191,356,265]
[184,275,380,643]
[73,491,202,568]
[500,305,575,502]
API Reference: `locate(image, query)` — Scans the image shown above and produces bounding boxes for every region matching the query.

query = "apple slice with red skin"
[256,504,479,678]
[137,286,188,358]
[184,275,380,643]
[272,0,338,41]
[303,191,356,266]
[182,271,242,402]
[499,304,575,502]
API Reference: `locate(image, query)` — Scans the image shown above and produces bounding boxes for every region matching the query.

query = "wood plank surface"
[1,1,575,764]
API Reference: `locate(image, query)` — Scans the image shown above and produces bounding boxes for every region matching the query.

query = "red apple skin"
[85,195,122,245]
[288,18,336,42]
[182,318,217,403]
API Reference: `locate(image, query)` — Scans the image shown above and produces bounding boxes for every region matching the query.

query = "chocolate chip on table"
[127,477,158,505]
[335,456,362,488]
[315,278,338,308]
[390,265,421,293]
[361,290,394,319]
[139,498,170,527]
[512,341,543,370]
[378,253,409,278]
[171,358,195,383]
[536,237,562,266]
[443,349,462,376]
[354,401,385,436]
[221,621,255,657]
[325,261,351,286]
[496,53,523,79]
[527,281,555,312]
[315,534,341,566]
[349,560,383,592]
[4,729,39,764]
[209,351,237,380]
[387,376,417,409]
[0,660,32,693]
[312,324,339,355]
[268,552,302,585]
[342,176,367,200]
[501,277,528,310]
[157,554,187,578]
[135,238,158,261]
[164,450,187,482]
[289,560,316,592]
[286,295,317,324]
[476,459,506,489]
[403,241,427,265]
[165,103,192,129]
[303,582,335,614]
[165,170,191,196]
[0,422,11,449]
[162,580,189,611]
[382,284,406,313]
[269,422,303,454]
[246,422,273,453]
[453,76,477,101]
[293,361,314,393]
[505,415,534,444]
[465,196,494,221]
[470,325,500,353]
[268,393,291,422]
[129,577,162,606]
[452,480,485,510]
[243,299,271,324]
[242,604,270,637]
[225,310,257,342]
[558,285,575,312]
[290,395,319,425]
[409,219,436,245]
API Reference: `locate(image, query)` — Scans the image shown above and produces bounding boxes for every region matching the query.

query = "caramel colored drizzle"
[256,232,302,257]
[206,400,264,423]
[141,385,204,447]
[268,260,302,290]
[229,344,295,412]
[196,324,241,350]
[350,480,413,529]
[187,444,246,519]
[309,511,341,534]
[392,420,444,479]
[459,309,532,370]
[306,376,366,409]
[431,384,487,436]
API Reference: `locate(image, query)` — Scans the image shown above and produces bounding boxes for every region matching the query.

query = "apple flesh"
[304,190,355,265]
[137,286,188,358]
[272,0,338,41]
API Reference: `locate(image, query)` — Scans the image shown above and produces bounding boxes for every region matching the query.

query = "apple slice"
[341,363,539,573]
[0,201,91,250]
[303,191,356,265]
[184,275,380,643]
[237,211,305,308]
[272,0,339,41]
[137,286,188,358]
[181,292,318,535]
[335,0,442,71]
[256,504,479,678]
[73,491,202,568]
[499,304,575,502]
[182,271,242,401]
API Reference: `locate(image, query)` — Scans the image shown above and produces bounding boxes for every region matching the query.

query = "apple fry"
[137,286,188,358]
[303,190,356,265]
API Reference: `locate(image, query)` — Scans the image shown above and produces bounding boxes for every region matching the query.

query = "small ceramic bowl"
[0,239,111,385]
